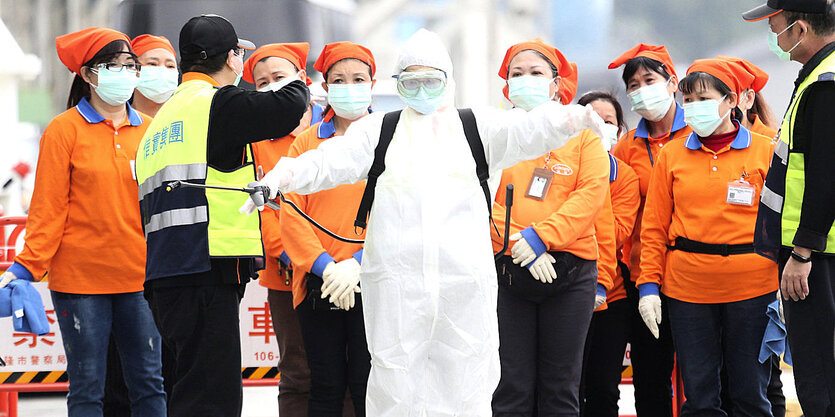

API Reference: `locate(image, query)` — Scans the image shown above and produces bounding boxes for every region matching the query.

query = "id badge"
[526,168,554,201]
[727,180,756,206]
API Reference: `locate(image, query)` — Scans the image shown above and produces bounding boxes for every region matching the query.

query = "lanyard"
[645,139,654,167]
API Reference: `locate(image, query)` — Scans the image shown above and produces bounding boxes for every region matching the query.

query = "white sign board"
[1,280,280,377]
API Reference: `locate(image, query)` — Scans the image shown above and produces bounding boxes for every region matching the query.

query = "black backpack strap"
[354,110,402,232]
[458,108,492,216]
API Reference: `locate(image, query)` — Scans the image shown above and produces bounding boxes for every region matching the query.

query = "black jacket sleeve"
[793,81,835,251]
[206,80,310,170]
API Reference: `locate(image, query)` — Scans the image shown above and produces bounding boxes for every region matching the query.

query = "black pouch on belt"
[304,273,341,311]
[495,252,582,298]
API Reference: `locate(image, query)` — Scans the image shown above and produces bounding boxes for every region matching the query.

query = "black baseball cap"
[179,14,255,60]
[743,0,830,21]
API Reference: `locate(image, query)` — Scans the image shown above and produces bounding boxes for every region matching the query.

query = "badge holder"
[526,167,554,201]
[726,177,756,206]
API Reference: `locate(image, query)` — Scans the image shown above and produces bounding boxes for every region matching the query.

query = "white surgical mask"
[257,76,298,92]
[600,123,620,151]
[327,83,373,120]
[136,66,179,103]
[507,76,555,111]
[768,21,802,62]
[91,69,140,106]
[231,52,244,87]
[628,79,674,122]
[683,96,731,137]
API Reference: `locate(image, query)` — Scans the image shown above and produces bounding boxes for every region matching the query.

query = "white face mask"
[231,52,244,87]
[327,83,373,120]
[257,75,298,92]
[136,66,179,103]
[600,123,620,151]
[507,76,555,111]
[628,79,674,122]
[91,68,140,106]
[683,95,731,137]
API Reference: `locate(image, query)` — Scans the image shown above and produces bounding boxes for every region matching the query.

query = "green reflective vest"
[774,51,835,252]
[135,77,263,280]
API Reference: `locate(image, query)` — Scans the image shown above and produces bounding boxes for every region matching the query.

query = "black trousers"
[146,283,245,417]
[103,327,176,416]
[780,252,835,417]
[296,288,371,417]
[492,257,596,416]
[624,277,675,417]
[720,355,785,417]
[581,298,632,417]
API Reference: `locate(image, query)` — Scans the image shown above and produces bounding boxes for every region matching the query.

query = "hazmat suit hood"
[394,28,457,114]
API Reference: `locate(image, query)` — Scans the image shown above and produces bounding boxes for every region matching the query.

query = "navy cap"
[179,14,255,60]
[743,0,831,21]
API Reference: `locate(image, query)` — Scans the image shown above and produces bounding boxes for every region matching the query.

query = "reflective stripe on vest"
[138,163,207,199]
[135,78,263,279]
[145,206,209,235]
[779,50,835,252]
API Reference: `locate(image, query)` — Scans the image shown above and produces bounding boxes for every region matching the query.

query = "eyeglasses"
[234,48,246,60]
[395,70,447,98]
[94,62,141,74]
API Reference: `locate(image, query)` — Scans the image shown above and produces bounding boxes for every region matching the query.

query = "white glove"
[594,293,607,310]
[0,271,17,288]
[239,159,295,215]
[638,294,662,339]
[556,104,608,140]
[320,258,361,309]
[334,286,362,311]
[527,252,557,283]
[510,233,537,267]
[320,261,337,287]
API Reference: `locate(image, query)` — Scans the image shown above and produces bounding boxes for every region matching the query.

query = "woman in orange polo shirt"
[490,39,609,416]
[280,41,375,417]
[608,43,690,417]
[577,91,641,417]
[637,58,778,416]
[242,41,323,417]
[0,28,165,415]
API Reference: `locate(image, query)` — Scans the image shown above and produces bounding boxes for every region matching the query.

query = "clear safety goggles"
[93,61,141,74]
[395,70,447,98]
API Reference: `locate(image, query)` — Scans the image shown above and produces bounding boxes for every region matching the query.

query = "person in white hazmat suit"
[243,29,607,416]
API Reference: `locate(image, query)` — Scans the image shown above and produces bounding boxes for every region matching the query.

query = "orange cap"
[131,34,176,58]
[686,58,757,99]
[715,56,769,92]
[243,42,310,84]
[313,41,376,79]
[499,39,578,104]
[56,27,131,75]
[608,43,677,79]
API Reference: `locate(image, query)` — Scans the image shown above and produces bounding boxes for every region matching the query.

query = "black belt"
[667,237,755,257]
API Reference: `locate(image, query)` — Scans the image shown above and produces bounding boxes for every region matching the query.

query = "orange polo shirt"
[637,127,779,303]
[253,135,296,292]
[13,98,149,294]
[492,130,609,261]
[612,105,692,281]
[606,155,641,304]
[280,119,366,308]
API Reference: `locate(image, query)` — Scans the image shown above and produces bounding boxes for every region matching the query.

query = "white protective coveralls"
[263,29,605,417]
